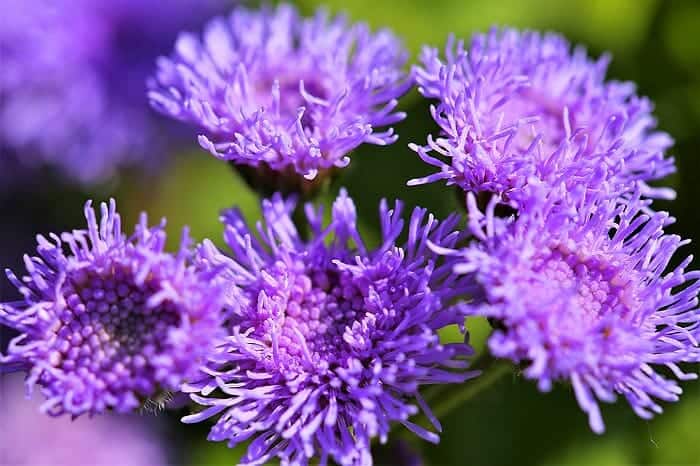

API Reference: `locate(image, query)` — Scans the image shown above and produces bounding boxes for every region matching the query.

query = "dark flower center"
[241,256,380,373]
[49,264,180,394]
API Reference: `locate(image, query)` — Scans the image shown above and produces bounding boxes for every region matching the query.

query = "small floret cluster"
[1,200,224,417]
[411,28,675,208]
[183,190,476,465]
[149,4,410,182]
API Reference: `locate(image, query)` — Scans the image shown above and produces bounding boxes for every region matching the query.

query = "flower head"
[185,190,476,466]
[0,0,225,186]
[454,184,700,433]
[0,199,224,417]
[149,4,411,183]
[0,373,169,465]
[409,28,675,208]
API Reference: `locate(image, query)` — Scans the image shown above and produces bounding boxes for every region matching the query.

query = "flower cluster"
[0,0,225,186]
[411,26,699,433]
[410,28,675,209]
[2,2,699,465]
[182,190,477,465]
[149,4,411,183]
[0,200,224,417]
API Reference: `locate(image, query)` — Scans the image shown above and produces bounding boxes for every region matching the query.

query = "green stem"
[430,360,512,419]
[408,352,512,432]
[423,350,498,404]
[292,203,310,241]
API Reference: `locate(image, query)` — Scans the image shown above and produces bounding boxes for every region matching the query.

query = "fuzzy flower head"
[0,200,224,417]
[186,190,476,466]
[454,183,700,433]
[410,28,675,208]
[149,4,411,182]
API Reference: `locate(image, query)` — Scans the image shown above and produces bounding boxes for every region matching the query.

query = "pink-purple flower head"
[149,4,411,182]
[184,190,477,466]
[410,28,675,209]
[0,200,225,417]
[450,183,700,433]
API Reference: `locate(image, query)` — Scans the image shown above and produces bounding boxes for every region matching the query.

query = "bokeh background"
[2,0,700,465]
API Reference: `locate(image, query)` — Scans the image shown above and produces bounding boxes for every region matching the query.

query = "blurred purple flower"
[0,373,169,465]
[0,0,226,186]
[149,4,411,181]
[452,183,700,433]
[410,28,675,209]
[184,190,477,465]
[0,199,224,417]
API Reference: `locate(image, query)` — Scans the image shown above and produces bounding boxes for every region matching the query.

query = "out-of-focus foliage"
[298,0,658,55]
[2,0,699,465]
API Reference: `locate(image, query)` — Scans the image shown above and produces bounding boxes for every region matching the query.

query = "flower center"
[531,246,640,326]
[49,265,179,394]
[242,257,368,373]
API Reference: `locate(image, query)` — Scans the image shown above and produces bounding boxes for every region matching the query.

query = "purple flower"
[0,199,224,417]
[0,373,169,465]
[183,190,477,466]
[0,0,226,186]
[409,28,675,208]
[149,4,411,182]
[452,183,700,433]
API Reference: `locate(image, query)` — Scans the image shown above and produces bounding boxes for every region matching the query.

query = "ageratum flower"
[184,190,477,466]
[0,0,225,186]
[409,28,675,208]
[149,4,410,185]
[453,184,700,433]
[0,199,224,417]
[0,373,169,465]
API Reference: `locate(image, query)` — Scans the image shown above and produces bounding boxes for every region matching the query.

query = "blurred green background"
[3,0,700,464]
